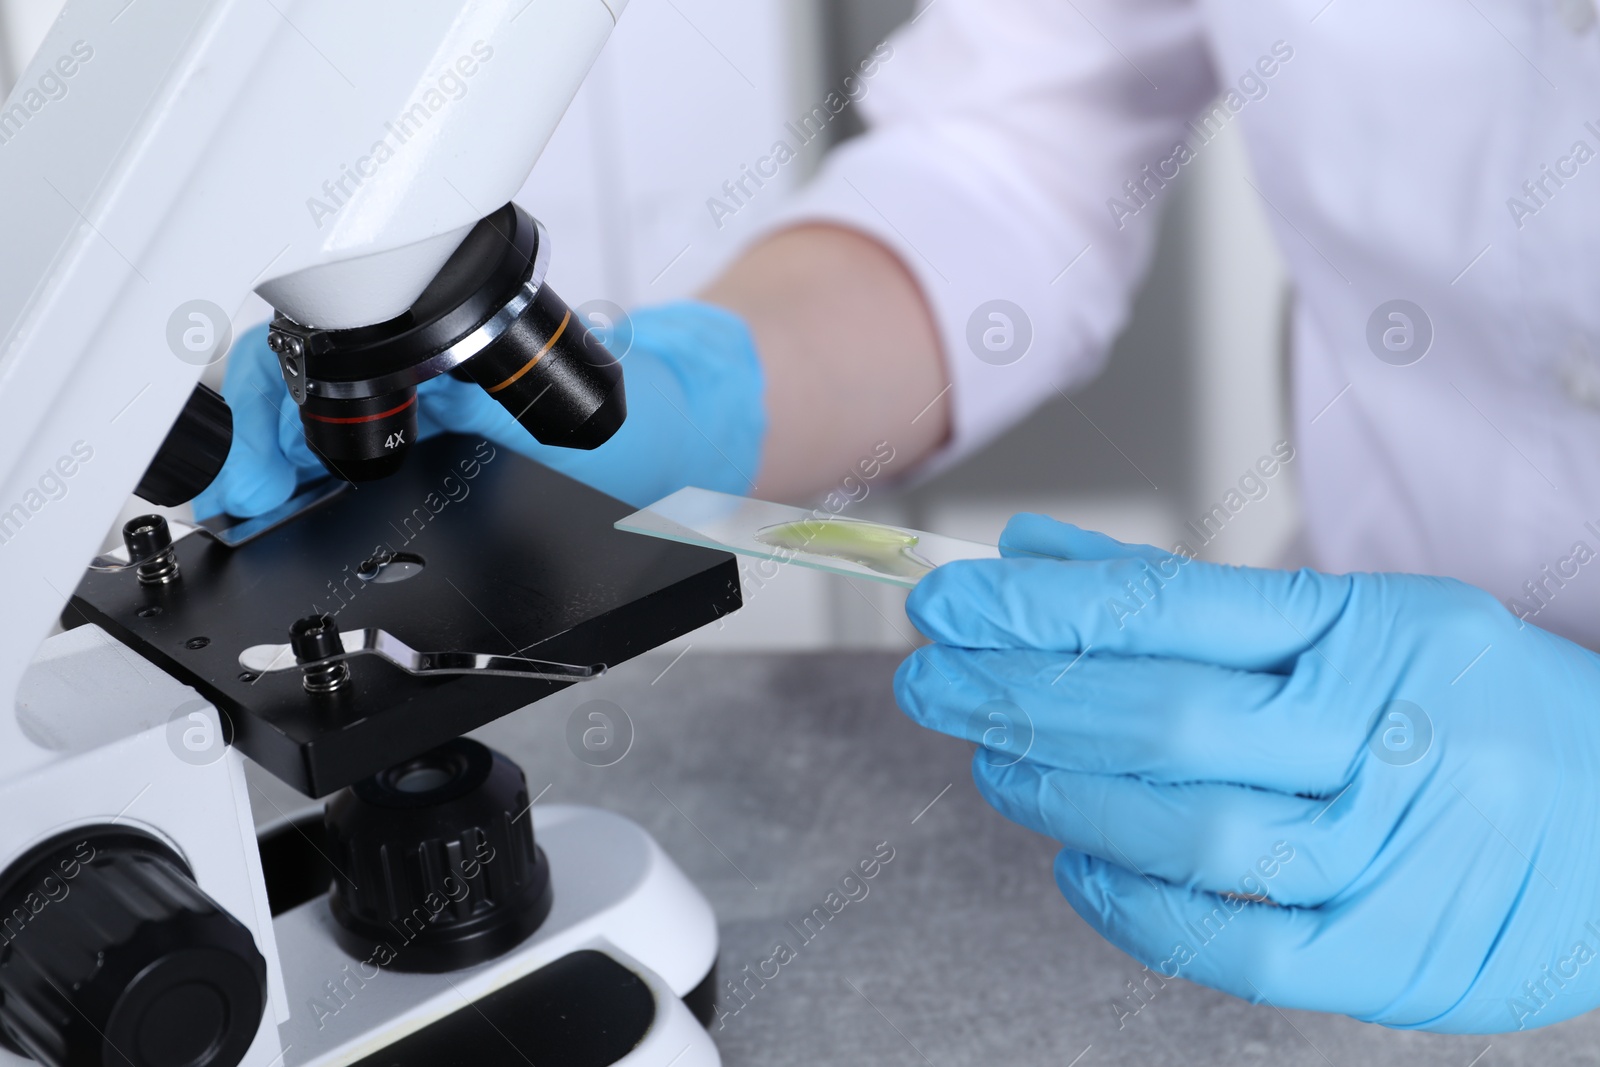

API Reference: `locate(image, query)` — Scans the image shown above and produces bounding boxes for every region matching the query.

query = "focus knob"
[324,739,553,973]
[0,830,267,1067]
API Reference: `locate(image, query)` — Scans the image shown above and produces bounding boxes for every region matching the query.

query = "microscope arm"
[0,0,627,766]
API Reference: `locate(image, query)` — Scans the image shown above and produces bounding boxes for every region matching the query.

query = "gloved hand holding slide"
[622,500,1600,1032]
[895,513,1600,1033]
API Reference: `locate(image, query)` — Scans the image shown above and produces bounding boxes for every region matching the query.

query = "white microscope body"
[0,3,721,1064]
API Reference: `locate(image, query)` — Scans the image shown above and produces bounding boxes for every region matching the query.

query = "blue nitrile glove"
[894,513,1600,1033]
[193,301,766,518]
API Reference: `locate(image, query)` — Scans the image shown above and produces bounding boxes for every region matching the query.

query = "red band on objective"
[303,393,419,425]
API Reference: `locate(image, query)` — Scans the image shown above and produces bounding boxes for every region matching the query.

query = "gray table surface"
[344,651,1600,1065]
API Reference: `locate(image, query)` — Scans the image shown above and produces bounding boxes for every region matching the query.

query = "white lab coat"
[774,0,1600,646]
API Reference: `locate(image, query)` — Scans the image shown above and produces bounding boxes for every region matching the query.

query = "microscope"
[0,2,736,1064]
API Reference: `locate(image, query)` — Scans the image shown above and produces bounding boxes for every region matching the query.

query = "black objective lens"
[135,383,234,506]
[299,388,418,483]
[460,283,626,450]
[269,205,625,484]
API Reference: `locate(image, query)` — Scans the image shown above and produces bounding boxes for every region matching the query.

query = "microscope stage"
[68,435,741,797]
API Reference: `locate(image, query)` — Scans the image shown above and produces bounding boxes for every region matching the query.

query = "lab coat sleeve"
[764,0,1219,472]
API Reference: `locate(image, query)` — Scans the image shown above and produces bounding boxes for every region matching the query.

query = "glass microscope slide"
[615,487,1000,588]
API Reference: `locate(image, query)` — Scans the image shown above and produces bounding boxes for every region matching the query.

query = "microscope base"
[271,804,721,1067]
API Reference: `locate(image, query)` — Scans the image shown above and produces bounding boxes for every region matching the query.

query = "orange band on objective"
[487,310,570,395]
[303,393,418,424]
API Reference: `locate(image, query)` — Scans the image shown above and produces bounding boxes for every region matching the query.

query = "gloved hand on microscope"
[194,301,766,519]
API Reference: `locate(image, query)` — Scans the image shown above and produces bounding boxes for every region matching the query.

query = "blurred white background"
[1,0,1297,651]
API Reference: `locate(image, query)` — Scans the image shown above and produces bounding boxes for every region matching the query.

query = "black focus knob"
[324,739,553,973]
[135,383,234,506]
[0,830,267,1067]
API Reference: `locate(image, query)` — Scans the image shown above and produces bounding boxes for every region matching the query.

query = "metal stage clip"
[240,626,605,684]
[88,480,352,572]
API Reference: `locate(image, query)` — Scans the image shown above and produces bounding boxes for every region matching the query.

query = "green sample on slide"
[755,519,936,581]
